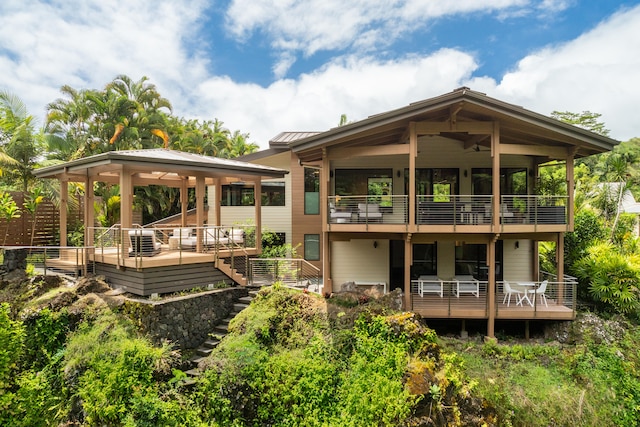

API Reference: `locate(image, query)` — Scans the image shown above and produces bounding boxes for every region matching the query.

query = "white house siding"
[502,239,533,281]
[213,151,293,244]
[331,239,389,291]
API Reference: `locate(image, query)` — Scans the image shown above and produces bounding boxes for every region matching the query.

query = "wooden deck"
[411,293,575,320]
[90,245,258,269]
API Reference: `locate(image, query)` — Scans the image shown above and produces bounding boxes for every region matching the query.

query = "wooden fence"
[0,192,84,246]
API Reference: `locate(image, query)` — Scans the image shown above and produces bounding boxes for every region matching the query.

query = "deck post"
[409,122,417,229]
[196,176,205,253]
[556,232,565,305]
[404,235,412,310]
[487,238,496,338]
[254,179,262,253]
[180,177,188,227]
[84,175,94,261]
[321,148,332,295]
[491,121,500,231]
[60,178,68,246]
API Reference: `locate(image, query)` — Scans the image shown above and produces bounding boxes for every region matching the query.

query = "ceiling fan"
[465,142,491,154]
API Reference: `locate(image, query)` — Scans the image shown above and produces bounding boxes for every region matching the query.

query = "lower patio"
[410,279,576,320]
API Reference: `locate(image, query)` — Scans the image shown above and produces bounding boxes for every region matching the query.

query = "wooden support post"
[487,238,496,338]
[59,179,68,246]
[196,176,205,253]
[213,179,221,226]
[321,148,332,294]
[491,122,500,230]
[180,177,189,227]
[254,179,262,252]
[409,123,417,229]
[556,233,565,305]
[404,235,412,310]
[567,154,575,230]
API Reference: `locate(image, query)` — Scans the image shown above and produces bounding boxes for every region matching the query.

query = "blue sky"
[1,0,639,148]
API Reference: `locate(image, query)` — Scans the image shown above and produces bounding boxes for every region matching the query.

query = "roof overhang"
[290,88,619,162]
[34,149,288,187]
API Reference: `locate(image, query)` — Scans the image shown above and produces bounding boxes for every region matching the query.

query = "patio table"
[515,282,537,306]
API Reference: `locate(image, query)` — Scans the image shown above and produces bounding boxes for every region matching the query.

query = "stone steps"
[185,289,260,380]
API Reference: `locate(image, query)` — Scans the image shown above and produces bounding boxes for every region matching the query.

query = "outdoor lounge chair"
[357,203,383,222]
[129,229,161,256]
[417,275,444,297]
[454,275,480,298]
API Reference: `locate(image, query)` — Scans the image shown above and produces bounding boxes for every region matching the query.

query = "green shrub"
[0,303,25,423]
[63,311,183,425]
[574,242,640,314]
[21,308,69,370]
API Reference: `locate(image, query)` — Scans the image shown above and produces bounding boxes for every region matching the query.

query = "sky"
[1,0,639,149]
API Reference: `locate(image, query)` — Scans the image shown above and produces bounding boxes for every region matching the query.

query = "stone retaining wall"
[123,287,248,349]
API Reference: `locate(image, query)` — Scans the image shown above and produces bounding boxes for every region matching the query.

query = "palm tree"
[105,75,172,149]
[46,85,94,160]
[225,130,259,158]
[0,91,43,191]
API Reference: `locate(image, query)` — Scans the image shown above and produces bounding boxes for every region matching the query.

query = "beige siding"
[331,239,389,291]
[502,239,533,281]
[214,151,293,244]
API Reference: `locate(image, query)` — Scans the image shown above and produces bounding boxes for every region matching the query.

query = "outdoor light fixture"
[373,241,378,249]
[515,241,520,249]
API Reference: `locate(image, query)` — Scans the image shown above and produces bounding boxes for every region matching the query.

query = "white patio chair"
[531,280,549,307]
[502,281,525,307]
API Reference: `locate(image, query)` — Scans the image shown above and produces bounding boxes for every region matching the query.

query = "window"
[334,169,393,196]
[221,183,254,206]
[404,168,459,198]
[411,243,437,278]
[471,168,528,195]
[304,234,320,261]
[261,182,285,206]
[221,182,285,206]
[304,168,320,214]
[455,242,503,281]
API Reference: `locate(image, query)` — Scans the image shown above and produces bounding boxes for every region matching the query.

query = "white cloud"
[225,0,535,58]
[0,0,210,118]
[470,4,640,141]
[194,49,479,145]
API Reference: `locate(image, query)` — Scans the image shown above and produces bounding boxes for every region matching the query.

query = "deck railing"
[90,224,254,268]
[495,278,576,314]
[328,195,408,224]
[501,195,568,225]
[416,195,494,225]
[326,194,568,227]
[248,258,321,291]
[0,245,93,278]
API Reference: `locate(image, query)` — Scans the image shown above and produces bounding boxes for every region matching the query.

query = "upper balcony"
[327,194,568,233]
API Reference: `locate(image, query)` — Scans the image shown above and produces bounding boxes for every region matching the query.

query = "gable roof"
[289,87,619,162]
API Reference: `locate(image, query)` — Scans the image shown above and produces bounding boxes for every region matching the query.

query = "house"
[235,87,618,337]
[34,149,288,295]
